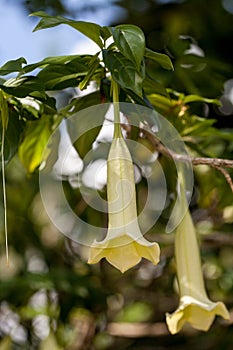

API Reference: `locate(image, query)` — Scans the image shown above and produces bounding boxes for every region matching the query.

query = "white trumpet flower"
[166,208,229,334]
[88,96,160,273]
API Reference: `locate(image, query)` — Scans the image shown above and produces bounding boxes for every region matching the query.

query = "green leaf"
[23,55,103,91]
[181,116,217,137]
[1,76,45,98]
[11,96,44,120]
[37,65,86,90]
[110,24,145,70]
[30,11,103,48]
[147,93,173,111]
[0,77,56,111]
[183,94,220,105]
[0,109,25,165]
[0,90,9,129]
[103,50,144,97]
[145,48,174,70]
[18,115,53,172]
[0,57,27,76]
[22,54,89,74]
[79,53,101,90]
[101,26,112,41]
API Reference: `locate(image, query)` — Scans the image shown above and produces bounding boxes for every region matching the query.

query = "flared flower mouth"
[88,233,160,273]
[166,295,229,334]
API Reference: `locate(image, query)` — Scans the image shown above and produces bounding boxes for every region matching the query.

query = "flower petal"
[88,234,160,273]
[166,296,229,334]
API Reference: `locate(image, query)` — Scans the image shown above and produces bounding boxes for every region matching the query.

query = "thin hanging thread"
[1,126,9,265]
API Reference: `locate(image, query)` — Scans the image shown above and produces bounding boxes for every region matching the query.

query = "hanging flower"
[88,83,160,273]
[88,136,160,273]
[166,208,229,334]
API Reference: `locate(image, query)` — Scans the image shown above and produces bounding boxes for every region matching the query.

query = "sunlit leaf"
[0,57,27,76]
[22,54,91,74]
[79,53,101,90]
[18,115,53,172]
[110,24,145,70]
[16,97,43,120]
[23,55,103,91]
[0,76,45,98]
[183,94,220,105]
[31,11,103,48]
[147,93,173,111]
[0,77,56,110]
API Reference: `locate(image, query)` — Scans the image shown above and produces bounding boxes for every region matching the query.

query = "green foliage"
[1,76,45,98]
[18,114,54,173]
[1,108,24,163]
[0,57,27,76]
[0,90,9,130]
[144,48,174,71]
[103,50,145,97]
[31,11,104,48]
[110,24,145,70]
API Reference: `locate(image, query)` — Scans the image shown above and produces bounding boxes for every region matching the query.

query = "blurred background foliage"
[0,0,233,349]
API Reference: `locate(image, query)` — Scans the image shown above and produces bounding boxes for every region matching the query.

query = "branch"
[192,158,233,169]
[142,128,233,192]
[215,166,233,192]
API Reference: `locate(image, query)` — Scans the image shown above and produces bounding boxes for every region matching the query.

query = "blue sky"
[0,0,125,66]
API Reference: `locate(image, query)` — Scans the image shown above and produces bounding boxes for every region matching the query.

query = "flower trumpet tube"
[88,82,160,272]
[166,208,229,334]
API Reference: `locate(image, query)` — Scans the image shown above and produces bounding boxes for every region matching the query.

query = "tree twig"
[215,166,233,192]
[142,128,233,192]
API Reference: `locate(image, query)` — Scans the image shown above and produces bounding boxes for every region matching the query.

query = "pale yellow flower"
[88,130,160,273]
[166,209,229,334]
